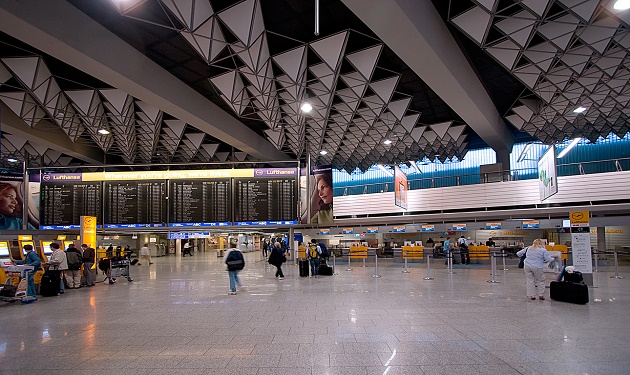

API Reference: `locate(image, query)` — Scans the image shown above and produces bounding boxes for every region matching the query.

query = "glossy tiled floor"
[1,251,629,375]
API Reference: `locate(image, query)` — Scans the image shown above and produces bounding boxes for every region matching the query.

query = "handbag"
[518,248,528,269]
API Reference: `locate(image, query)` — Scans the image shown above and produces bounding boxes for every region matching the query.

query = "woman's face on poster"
[317,177,332,205]
[0,187,18,216]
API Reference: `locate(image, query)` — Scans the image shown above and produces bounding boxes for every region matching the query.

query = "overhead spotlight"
[383,139,392,145]
[376,164,393,176]
[614,0,630,10]
[98,129,110,135]
[7,158,18,163]
[557,138,581,158]
[573,106,587,114]
[300,102,313,113]
[319,150,328,155]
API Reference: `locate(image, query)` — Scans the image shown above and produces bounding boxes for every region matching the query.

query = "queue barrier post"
[593,250,599,273]
[347,250,352,271]
[372,250,381,278]
[447,251,456,274]
[403,256,410,273]
[611,250,625,279]
[501,249,509,271]
[423,254,434,280]
[487,252,500,283]
[332,253,338,275]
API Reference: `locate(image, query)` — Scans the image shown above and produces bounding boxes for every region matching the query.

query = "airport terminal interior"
[1,0,630,374]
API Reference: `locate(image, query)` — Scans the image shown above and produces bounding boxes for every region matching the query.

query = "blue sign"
[320,229,330,235]
[234,221,298,226]
[421,225,435,232]
[168,232,210,239]
[342,228,354,234]
[393,226,406,233]
[367,227,378,233]
[485,222,502,230]
[452,224,467,231]
[104,223,166,229]
[169,222,231,227]
[522,221,540,229]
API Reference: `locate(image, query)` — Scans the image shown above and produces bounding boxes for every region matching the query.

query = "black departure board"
[40,182,101,229]
[105,181,166,228]
[169,180,231,227]
[234,178,297,225]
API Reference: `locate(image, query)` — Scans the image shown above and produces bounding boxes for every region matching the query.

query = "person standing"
[308,239,321,278]
[517,239,557,300]
[14,244,41,299]
[138,243,152,265]
[458,236,470,265]
[268,242,286,279]
[225,245,245,295]
[81,244,95,287]
[45,242,68,294]
[443,237,452,265]
[64,244,83,289]
[183,241,192,256]
[262,239,269,259]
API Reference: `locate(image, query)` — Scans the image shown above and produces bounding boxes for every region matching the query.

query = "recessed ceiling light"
[557,138,581,158]
[614,0,630,10]
[300,102,312,113]
[98,129,110,135]
[573,106,587,114]
[383,139,392,145]
[7,158,18,163]
[319,150,328,155]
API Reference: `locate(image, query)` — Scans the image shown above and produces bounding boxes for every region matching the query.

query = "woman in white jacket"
[45,242,68,294]
[516,239,557,300]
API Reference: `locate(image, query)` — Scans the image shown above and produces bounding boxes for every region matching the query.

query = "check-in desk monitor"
[40,241,54,261]
[0,241,10,258]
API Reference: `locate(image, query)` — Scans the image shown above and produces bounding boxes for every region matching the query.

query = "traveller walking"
[516,239,557,300]
[225,244,245,295]
[268,242,287,279]
[138,243,152,265]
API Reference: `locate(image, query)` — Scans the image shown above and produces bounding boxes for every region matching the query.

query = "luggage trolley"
[0,262,35,303]
[109,257,134,282]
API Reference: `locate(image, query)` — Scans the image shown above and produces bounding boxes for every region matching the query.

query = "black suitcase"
[319,263,333,276]
[130,259,139,265]
[299,260,309,277]
[40,271,60,297]
[550,281,588,304]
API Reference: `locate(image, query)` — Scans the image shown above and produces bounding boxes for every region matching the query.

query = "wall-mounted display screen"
[169,180,231,227]
[40,182,101,229]
[0,241,10,257]
[234,178,297,225]
[105,181,166,228]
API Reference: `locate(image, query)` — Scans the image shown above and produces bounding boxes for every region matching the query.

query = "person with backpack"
[225,244,245,295]
[65,244,83,289]
[268,242,287,280]
[308,239,322,278]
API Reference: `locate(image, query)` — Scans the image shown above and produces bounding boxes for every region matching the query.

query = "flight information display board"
[169,180,231,227]
[40,182,102,229]
[234,178,297,225]
[105,180,166,228]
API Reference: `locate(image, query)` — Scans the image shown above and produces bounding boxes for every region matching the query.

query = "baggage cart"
[109,257,133,282]
[0,263,35,303]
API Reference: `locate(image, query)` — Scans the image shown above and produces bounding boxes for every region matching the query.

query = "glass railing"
[334,157,630,196]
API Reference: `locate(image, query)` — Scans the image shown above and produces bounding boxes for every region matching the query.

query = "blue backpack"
[318,242,329,257]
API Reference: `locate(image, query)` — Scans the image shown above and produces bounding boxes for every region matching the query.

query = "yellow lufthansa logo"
[569,210,589,225]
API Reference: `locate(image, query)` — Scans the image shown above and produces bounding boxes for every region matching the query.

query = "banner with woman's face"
[306,165,333,225]
[0,177,24,230]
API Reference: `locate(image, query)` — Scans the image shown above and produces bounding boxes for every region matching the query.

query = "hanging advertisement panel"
[538,145,558,201]
[0,174,26,230]
[394,165,408,209]
[305,165,333,224]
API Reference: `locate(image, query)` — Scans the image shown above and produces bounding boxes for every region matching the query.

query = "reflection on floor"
[1,251,629,375]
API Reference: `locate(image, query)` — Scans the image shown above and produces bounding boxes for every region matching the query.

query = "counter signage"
[342,228,354,234]
[421,225,435,232]
[367,227,378,233]
[17,235,32,241]
[320,229,330,235]
[452,223,467,231]
[522,220,540,229]
[485,222,502,230]
[393,225,405,233]
[569,210,590,227]
[571,226,592,273]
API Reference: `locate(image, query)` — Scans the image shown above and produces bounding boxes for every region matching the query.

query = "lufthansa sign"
[569,210,590,227]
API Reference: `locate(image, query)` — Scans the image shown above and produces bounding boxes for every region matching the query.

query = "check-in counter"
[402,245,424,261]
[546,244,569,261]
[468,245,490,261]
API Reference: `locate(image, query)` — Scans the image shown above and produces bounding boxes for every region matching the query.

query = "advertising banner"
[305,165,333,224]
[538,145,558,201]
[0,174,34,230]
[394,165,408,209]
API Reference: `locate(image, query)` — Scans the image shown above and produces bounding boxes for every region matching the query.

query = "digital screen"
[41,241,53,255]
[234,178,297,225]
[105,180,167,228]
[0,242,9,257]
[21,241,34,255]
[40,182,101,229]
[169,180,231,227]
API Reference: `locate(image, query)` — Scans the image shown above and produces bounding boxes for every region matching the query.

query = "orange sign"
[80,216,97,248]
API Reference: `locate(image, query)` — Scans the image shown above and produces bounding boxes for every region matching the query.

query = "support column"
[597,227,606,255]
[496,149,511,179]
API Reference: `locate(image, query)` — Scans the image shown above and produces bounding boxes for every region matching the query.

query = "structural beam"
[1,102,104,165]
[341,0,514,157]
[0,0,290,161]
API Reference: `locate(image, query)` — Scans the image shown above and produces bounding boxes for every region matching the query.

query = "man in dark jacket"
[65,244,83,289]
[81,244,96,287]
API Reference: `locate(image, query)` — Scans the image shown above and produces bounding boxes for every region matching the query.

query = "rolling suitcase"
[40,270,60,297]
[299,260,309,277]
[318,258,333,276]
[550,281,588,304]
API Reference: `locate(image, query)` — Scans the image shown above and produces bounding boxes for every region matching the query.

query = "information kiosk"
[0,241,12,285]
[40,240,54,262]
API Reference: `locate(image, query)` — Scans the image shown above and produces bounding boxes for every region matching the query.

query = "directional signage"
[452,223,467,231]
[421,225,435,232]
[485,222,501,230]
[522,220,540,229]
[367,227,378,233]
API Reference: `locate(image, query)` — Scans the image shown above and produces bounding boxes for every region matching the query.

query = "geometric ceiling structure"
[449,0,630,144]
[107,0,470,172]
